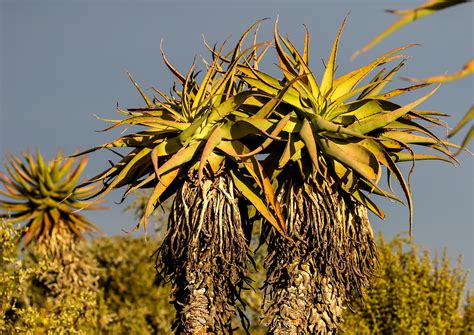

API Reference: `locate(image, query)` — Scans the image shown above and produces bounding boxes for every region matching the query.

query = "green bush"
[342,234,471,334]
[90,235,175,334]
[2,219,472,334]
[1,220,100,334]
[461,291,474,334]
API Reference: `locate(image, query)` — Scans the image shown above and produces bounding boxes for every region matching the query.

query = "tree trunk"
[32,225,99,297]
[25,226,100,331]
[159,173,252,334]
[264,177,377,334]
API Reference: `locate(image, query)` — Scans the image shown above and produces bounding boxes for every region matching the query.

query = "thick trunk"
[265,177,376,334]
[159,173,251,334]
[33,225,99,297]
[266,262,344,334]
[25,226,100,331]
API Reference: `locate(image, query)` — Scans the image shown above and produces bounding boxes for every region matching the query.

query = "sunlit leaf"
[402,58,474,83]
[448,105,473,138]
[0,151,103,245]
[352,0,470,59]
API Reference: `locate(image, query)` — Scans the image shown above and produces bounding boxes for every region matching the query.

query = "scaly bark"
[265,176,377,334]
[159,173,252,334]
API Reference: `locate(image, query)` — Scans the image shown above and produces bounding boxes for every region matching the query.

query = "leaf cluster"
[0,150,102,246]
[81,19,456,238]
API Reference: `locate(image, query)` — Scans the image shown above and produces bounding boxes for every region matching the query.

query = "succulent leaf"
[246,19,455,236]
[352,0,470,59]
[0,151,102,245]
[82,19,456,239]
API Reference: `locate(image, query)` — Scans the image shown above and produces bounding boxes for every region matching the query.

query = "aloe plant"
[229,19,456,333]
[0,151,101,253]
[78,22,292,333]
[82,18,458,333]
[0,150,102,297]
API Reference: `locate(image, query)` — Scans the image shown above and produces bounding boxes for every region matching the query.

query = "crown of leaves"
[79,19,456,237]
[0,150,102,245]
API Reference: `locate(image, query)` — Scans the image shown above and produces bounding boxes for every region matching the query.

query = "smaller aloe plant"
[0,150,101,250]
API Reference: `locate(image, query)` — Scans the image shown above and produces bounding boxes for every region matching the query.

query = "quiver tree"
[80,19,459,334]
[161,174,251,332]
[0,150,102,296]
[78,22,290,333]
[231,19,457,333]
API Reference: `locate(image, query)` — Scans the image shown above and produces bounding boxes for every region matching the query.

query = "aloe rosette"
[78,23,291,333]
[0,150,101,250]
[229,19,457,333]
[238,19,455,223]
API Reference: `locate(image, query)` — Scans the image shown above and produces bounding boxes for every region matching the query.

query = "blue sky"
[1,1,473,286]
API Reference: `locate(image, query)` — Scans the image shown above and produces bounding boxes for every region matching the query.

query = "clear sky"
[1,1,473,286]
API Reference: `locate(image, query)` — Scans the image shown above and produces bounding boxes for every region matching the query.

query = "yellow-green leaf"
[352,0,469,59]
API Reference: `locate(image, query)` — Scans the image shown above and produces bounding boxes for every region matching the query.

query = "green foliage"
[0,219,25,331]
[2,219,473,333]
[1,219,173,334]
[90,235,175,334]
[342,234,471,334]
[1,219,100,334]
[461,291,474,334]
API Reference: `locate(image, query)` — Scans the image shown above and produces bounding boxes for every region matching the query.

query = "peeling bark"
[159,173,252,334]
[265,176,377,334]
